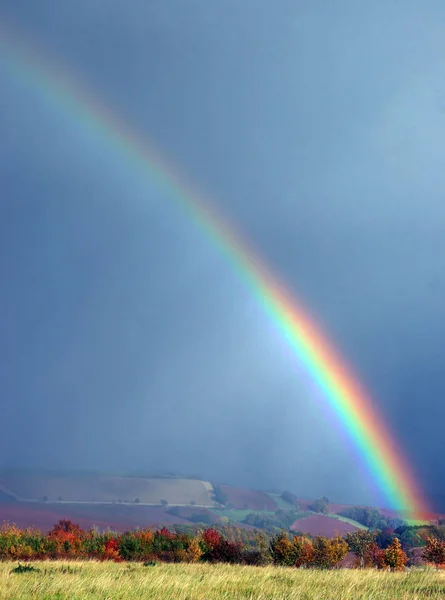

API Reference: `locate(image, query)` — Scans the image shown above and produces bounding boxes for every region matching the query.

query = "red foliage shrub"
[208,539,243,564]
[367,542,387,569]
[157,527,175,540]
[201,528,222,550]
[47,520,84,557]
[422,537,445,569]
[104,537,121,561]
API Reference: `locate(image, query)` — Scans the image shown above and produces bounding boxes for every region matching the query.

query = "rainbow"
[0,24,430,521]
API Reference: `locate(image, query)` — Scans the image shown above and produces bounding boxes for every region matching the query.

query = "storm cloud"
[1,0,445,508]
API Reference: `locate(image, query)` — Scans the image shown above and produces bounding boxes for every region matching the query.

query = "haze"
[1,1,445,509]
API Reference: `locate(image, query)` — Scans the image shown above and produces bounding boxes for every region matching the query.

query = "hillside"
[219,485,278,511]
[0,470,430,536]
[0,473,217,506]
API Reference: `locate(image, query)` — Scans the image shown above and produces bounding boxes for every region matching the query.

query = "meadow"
[1,561,445,600]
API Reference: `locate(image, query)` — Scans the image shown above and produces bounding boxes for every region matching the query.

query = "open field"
[290,514,361,537]
[1,561,445,600]
[220,486,278,511]
[0,502,366,534]
[0,475,217,506]
[0,502,191,531]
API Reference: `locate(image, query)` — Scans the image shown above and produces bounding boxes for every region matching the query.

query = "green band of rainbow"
[0,25,430,521]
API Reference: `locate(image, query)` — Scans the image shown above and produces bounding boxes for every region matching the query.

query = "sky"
[1,0,445,509]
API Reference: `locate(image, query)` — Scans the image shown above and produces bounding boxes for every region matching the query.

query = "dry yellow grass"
[1,561,445,599]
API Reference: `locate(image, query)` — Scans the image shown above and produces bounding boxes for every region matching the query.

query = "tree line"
[1,520,445,569]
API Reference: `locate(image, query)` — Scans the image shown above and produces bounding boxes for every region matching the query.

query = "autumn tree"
[49,520,83,536]
[208,539,243,563]
[422,537,445,569]
[366,542,387,569]
[311,536,348,569]
[185,537,203,563]
[290,535,314,567]
[346,530,377,568]
[254,532,272,565]
[201,528,221,550]
[328,537,349,568]
[384,537,407,571]
[48,520,84,556]
[269,531,294,566]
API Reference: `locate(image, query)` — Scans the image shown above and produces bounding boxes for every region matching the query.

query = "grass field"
[1,561,445,600]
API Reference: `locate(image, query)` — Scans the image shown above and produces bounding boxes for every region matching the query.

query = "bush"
[208,540,243,564]
[11,563,39,574]
[118,533,142,561]
[242,549,270,566]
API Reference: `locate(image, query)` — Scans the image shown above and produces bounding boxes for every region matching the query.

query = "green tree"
[212,486,228,506]
[281,490,298,507]
[255,532,272,565]
[309,497,329,514]
[340,506,403,530]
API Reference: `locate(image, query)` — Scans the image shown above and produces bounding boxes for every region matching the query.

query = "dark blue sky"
[1,1,445,509]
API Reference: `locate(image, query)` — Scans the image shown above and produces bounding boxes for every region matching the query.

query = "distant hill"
[0,502,192,531]
[219,485,278,511]
[0,470,438,535]
[0,472,217,507]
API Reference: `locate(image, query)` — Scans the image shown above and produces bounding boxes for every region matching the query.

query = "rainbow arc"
[0,24,431,521]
